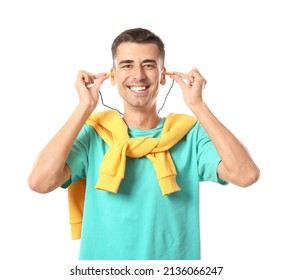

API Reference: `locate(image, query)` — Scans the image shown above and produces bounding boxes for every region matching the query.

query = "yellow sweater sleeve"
[68,179,86,240]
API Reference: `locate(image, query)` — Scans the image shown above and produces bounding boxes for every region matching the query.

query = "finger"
[84,76,93,86]
[92,73,109,89]
[78,70,92,79]
[172,73,188,89]
[93,73,109,84]
[78,71,95,86]
[173,71,189,79]
[85,72,107,88]
[188,68,205,81]
[190,67,202,77]
[93,72,108,79]
[188,68,200,85]
[188,68,207,87]
[173,71,195,85]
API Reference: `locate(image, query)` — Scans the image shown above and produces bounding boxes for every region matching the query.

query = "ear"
[160,67,167,85]
[110,68,116,86]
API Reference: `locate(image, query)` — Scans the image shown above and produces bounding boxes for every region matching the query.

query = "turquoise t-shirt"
[63,117,225,260]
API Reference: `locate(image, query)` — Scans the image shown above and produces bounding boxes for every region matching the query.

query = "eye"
[143,64,155,70]
[121,64,132,69]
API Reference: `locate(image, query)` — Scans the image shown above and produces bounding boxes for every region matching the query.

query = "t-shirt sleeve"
[61,125,89,189]
[195,122,228,185]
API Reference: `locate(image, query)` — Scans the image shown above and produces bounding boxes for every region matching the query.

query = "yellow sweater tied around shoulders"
[68,110,197,239]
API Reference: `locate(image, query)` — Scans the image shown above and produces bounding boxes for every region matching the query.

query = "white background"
[0,0,291,279]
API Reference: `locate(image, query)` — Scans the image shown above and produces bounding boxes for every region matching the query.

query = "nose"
[132,66,146,81]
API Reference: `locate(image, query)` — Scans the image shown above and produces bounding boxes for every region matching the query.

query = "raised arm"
[172,68,260,187]
[28,71,109,193]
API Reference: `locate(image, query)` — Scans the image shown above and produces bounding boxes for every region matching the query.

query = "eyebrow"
[119,59,134,65]
[142,59,157,65]
[118,59,158,65]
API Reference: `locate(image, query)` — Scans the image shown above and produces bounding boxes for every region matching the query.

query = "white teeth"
[130,86,146,92]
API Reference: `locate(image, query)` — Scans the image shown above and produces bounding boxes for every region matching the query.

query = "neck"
[122,107,161,130]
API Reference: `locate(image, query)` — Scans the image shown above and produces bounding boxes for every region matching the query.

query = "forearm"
[28,104,91,193]
[190,101,260,187]
[172,68,259,186]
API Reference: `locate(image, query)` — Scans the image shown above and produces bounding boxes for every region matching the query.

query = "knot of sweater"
[85,110,197,196]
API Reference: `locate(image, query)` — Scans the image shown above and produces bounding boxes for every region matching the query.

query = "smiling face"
[111,42,166,112]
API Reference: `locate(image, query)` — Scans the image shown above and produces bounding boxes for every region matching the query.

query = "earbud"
[107,73,114,77]
[165,71,173,77]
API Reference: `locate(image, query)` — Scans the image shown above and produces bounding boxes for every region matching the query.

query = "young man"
[28,28,260,260]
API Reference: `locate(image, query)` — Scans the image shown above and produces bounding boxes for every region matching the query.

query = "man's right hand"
[75,70,109,112]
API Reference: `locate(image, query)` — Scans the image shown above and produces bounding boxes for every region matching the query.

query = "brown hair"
[111,27,165,67]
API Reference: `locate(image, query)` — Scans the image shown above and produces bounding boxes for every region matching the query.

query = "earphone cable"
[99,78,175,116]
[157,78,175,114]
